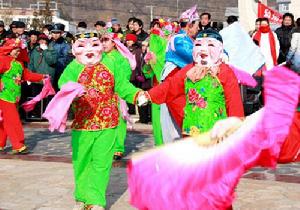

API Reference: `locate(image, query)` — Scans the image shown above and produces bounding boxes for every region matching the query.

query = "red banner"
[258,2,283,25]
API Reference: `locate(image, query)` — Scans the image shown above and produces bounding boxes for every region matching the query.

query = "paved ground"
[0,121,300,210]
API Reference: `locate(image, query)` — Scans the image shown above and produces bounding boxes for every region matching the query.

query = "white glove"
[40,44,48,50]
[137,92,150,107]
[210,117,243,141]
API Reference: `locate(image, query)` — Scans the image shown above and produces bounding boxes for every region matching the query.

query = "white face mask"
[40,43,48,50]
[192,38,223,67]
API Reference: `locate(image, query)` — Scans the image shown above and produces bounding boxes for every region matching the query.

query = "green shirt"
[0,60,23,103]
[182,75,227,136]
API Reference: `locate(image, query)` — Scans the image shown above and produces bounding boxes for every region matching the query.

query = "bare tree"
[31,9,42,30]
[31,0,53,30]
[0,7,13,27]
[40,0,52,24]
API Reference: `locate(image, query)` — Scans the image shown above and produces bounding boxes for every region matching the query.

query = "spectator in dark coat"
[199,12,212,31]
[133,18,149,44]
[49,23,71,91]
[275,13,295,64]
[125,33,151,123]
[29,34,57,85]
[27,30,40,56]
[286,18,300,74]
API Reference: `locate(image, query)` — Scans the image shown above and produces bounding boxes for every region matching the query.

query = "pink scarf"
[21,77,55,112]
[42,82,85,132]
[114,38,137,70]
[120,98,134,129]
[105,33,137,70]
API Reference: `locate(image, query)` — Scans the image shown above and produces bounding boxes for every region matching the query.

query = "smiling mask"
[72,33,103,66]
[193,29,223,68]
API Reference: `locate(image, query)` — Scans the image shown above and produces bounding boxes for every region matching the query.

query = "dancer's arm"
[147,64,192,104]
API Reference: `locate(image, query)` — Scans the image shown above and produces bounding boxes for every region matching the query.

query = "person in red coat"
[0,38,45,154]
[146,29,244,137]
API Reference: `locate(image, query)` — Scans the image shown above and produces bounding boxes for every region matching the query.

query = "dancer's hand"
[43,74,50,83]
[137,91,150,106]
[210,117,244,142]
[43,74,50,79]
[186,66,208,83]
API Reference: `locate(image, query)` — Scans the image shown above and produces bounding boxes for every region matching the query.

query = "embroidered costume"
[56,33,142,209]
[147,29,244,137]
[0,38,44,154]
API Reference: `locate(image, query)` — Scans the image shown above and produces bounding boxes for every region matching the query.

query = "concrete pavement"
[0,122,300,210]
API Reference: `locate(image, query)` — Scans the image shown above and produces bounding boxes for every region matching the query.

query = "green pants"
[114,115,127,153]
[71,128,116,207]
[152,103,163,146]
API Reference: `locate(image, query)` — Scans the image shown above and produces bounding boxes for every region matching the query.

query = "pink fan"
[127,67,300,210]
[229,65,257,87]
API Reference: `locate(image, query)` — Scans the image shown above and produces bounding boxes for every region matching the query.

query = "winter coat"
[28,46,57,83]
[275,25,294,63]
[129,45,152,90]
[286,27,300,74]
[49,37,71,74]
[135,30,149,43]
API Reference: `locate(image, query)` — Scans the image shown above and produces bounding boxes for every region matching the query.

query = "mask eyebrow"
[76,39,86,43]
[91,37,100,42]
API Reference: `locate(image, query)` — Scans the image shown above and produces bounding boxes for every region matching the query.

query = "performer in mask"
[146,29,244,137]
[57,32,145,210]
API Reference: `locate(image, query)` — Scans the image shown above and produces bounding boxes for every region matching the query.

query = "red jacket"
[148,63,245,129]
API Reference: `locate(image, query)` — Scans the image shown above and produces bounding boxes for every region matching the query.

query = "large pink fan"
[127,67,300,210]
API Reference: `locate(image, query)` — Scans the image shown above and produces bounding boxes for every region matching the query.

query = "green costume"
[58,59,140,207]
[102,49,132,154]
[142,34,167,146]
[0,61,23,103]
[183,76,227,136]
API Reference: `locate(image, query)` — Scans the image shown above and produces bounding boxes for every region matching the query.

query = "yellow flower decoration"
[159,18,164,23]
[80,34,85,38]
[90,33,95,38]
[15,38,21,44]
[118,33,123,39]
[190,126,200,137]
